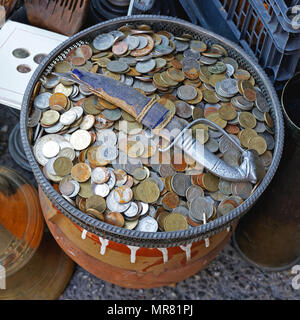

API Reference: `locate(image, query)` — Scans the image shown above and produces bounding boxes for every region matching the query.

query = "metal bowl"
[20,15,284,247]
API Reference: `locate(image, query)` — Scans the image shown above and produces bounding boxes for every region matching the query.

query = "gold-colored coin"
[239,128,258,148]
[218,103,237,121]
[202,90,219,103]
[160,71,179,86]
[264,112,274,128]
[40,110,60,126]
[202,172,219,192]
[238,112,257,129]
[167,67,185,82]
[136,179,160,203]
[71,163,91,182]
[86,195,106,213]
[78,180,93,198]
[157,211,171,230]
[206,112,227,128]
[164,175,173,192]
[208,73,226,87]
[87,146,109,167]
[234,69,250,80]
[164,213,188,231]
[54,83,73,97]
[86,208,105,221]
[53,157,73,176]
[248,136,267,155]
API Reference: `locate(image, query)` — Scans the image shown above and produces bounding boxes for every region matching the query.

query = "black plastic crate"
[180,0,300,85]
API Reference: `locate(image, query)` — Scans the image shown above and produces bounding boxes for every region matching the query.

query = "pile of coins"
[28,24,275,233]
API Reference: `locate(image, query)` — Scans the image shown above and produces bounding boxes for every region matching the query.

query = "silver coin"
[219,134,241,154]
[205,138,219,153]
[33,134,65,166]
[209,191,228,202]
[171,173,192,197]
[182,57,200,72]
[139,202,149,216]
[183,49,200,60]
[102,108,122,121]
[106,190,131,212]
[80,115,95,130]
[225,64,235,77]
[174,39,189,52]
[68,180,80,198]
[93,33,115,51]
[100,145,118,161]
[223,149,240,168]
[91,182,110,197]
[136,36,148,49]
[124,75,134,86]
[91,167,110,184]
[231,95,253,111]
[44,75,60,89]
[42,140,60,158]
[252,107,265,122]
[186,185,204,202]
[177,85,198,101]
[60,110,77,125]
[158,164,176,178]
[119,57,137,66]
[109,30,125,42]
[172,206,189,217]
[189,197,214,221]
[59,181,75,196]
[148,205,156,218]
[124,35,140,50]
[107,168,116,190]
[158,34,169,46]
[175,101,193,119]
[123,202,139,219]
[28,108,42,127]
[139,81,156,94]
[231,182,253,200]
[199,56,217,65]
[254,121,266,133]
[106,60,129,73]
[70,129,91,150]
[58,147,75,161]
[135,59,156,74]
[255,90,270,113]
[34,92,51,110]
[72,106,84,119]
[135,216,158,232]
[45,157,58,176]
[219,179,232,196]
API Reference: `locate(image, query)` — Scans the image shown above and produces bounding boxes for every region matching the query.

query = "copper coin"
[171,153,188,172]
[112,41,128,55]
[71,163,91,182]
[162,192,180,211]
[105,211,125,227]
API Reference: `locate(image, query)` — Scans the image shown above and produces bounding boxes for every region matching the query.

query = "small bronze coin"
[86,208,105,221]
[202,172,219,192]
[162,192,180,211]
[171,153,188,172]
[53,157,73,176]
[112,41,128,55]
[164,213,188,231]
[105,211,125,227]
[86,195,106,213]
[71,163,91,182]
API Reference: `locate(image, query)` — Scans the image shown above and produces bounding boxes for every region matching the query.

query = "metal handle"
[159,118,263,184]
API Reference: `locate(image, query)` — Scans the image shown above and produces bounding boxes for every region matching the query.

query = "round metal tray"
[20,15,284,247]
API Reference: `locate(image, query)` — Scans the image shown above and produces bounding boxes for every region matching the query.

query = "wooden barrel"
[39,187,236,289]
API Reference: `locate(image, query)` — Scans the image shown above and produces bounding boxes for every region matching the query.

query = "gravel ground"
[0,104,299,300]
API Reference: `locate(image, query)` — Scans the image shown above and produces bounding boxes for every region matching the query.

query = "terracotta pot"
[39,187,236,289]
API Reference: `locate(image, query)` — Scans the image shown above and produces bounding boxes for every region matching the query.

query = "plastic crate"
[180,0,300,85]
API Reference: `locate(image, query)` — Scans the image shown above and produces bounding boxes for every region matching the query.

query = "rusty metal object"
[39,186,236,288]
[25,0,90,36]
